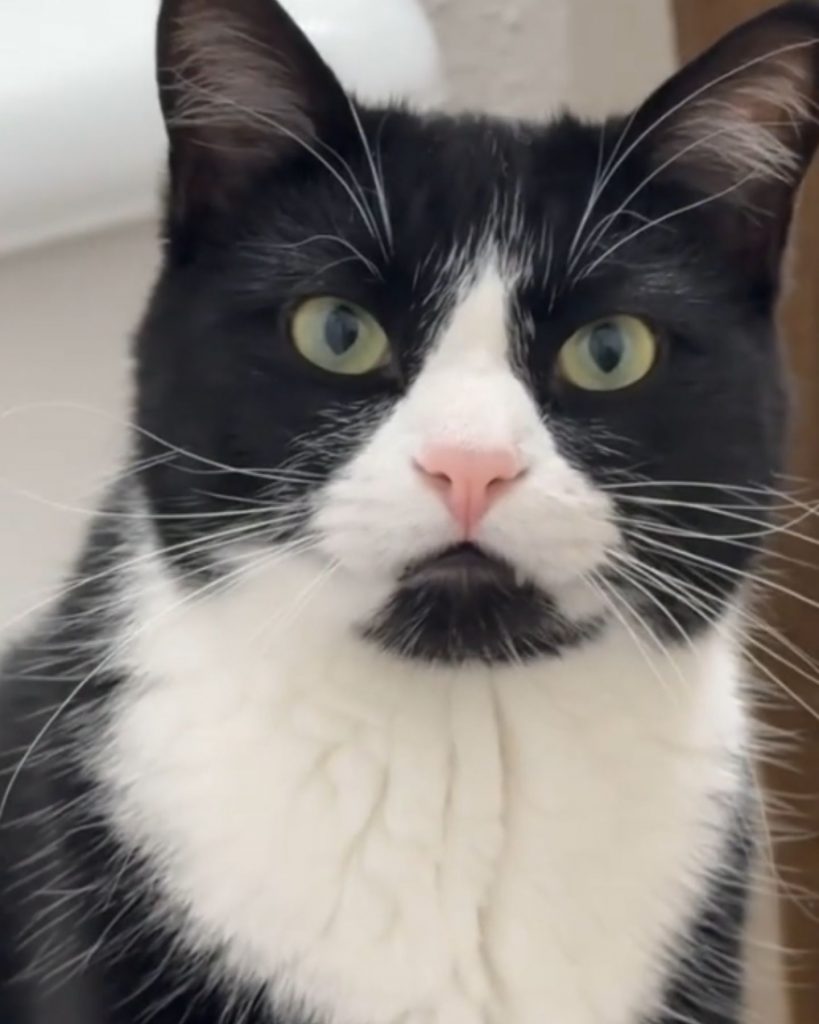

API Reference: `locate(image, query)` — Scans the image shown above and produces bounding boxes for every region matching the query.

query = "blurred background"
[0,2,817,1023]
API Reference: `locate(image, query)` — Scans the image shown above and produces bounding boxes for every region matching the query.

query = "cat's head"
[135,0,819,664]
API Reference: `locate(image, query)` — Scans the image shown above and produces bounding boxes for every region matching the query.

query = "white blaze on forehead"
[314,243,622,591]
[427,261,512,370]
[399,259,532,452]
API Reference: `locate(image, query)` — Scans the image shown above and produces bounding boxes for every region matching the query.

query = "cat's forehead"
[230,106,702,349]
[246,111,607,263]
[234,116,599,308]
[377,111,606,245]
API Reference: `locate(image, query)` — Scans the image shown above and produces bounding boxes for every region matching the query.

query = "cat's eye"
[557,316,658,392]
[291,297,389,376]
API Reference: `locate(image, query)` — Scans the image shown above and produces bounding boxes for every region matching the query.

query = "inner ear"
[650,37,816,202]
[623,3,819,286]
[162,7,317,151]
[157,0,351,221]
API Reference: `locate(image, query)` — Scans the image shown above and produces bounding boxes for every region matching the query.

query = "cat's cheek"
[311,473,451,579]
[309,420,457,579]
[479,458,623,589]
[552,578,611,622]
[485,508,620,587]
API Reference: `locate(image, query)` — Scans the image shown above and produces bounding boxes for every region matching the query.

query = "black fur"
[368,548,598,663]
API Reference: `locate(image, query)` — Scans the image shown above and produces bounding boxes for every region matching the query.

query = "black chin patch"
[402,543,518,590]
[364,544,597,665]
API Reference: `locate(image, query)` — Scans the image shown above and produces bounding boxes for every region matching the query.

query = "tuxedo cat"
[2,2,819,1022]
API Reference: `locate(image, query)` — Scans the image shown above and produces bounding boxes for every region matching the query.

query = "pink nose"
[415,444,524,537]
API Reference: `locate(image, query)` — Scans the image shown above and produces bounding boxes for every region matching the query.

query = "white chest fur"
[99,554,745,1024]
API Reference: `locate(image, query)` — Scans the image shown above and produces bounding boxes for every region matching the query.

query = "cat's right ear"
[156,0,350,225]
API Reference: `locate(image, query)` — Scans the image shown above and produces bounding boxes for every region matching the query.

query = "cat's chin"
[362,543,600,665]
[401,542,522,590]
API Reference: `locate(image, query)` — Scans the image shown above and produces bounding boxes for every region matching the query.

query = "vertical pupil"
[324,306,361,356]
[589,322,625,373]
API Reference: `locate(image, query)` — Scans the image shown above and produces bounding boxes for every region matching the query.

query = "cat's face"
[137,0,819,664]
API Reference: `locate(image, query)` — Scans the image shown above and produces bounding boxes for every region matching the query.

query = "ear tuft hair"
[163,7,316,148]
[655,36,817,200]
[157,0,349,221]
[631,2,819,284]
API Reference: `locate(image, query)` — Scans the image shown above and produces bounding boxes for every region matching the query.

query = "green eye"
[558,316,657,392]
[291,297,389,376]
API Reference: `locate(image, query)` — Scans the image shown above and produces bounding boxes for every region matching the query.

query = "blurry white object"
[0,0,445,257]
[280,0,444,107]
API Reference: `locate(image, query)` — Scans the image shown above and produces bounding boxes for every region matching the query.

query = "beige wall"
[424,0,570,116]
[0,225,156,625]
[425,0,675,117]
[568,0,676,118]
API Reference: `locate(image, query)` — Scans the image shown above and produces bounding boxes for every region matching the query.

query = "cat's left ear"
[156,0,351,224]
[632,1,819,288]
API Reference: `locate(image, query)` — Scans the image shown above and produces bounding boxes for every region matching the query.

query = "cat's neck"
[90,534,748,1024]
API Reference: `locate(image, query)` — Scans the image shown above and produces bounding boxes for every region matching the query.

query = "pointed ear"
[157,0,350,221]
[632,1,819,287]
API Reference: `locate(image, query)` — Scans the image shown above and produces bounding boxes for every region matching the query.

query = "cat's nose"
[414,444,525,537]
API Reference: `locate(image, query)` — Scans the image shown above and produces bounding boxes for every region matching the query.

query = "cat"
[2,1,819,1022]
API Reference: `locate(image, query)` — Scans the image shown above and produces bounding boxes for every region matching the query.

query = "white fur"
[96,265,747,1024]
[315,265,619,608]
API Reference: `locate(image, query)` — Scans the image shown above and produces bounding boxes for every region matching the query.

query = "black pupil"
[588,322,625,374]
[324,306,361,356]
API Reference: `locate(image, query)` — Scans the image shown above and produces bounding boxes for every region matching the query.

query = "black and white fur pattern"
[2,2,819,1023]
